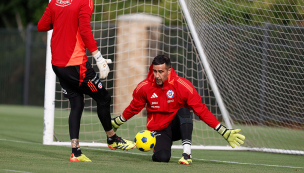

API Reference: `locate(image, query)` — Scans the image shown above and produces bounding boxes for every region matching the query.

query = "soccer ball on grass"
[134,130,156,152]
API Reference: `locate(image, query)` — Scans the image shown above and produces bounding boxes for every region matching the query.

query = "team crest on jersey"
[55,0,72,7]
[166,90,174,98]
[98,82,102,89]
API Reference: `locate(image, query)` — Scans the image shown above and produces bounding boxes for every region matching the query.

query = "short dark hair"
[152,55,171,69]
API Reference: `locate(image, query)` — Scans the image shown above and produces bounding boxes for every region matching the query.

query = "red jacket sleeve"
[78,0,98,53]
[122,82,148,120]
[178,78,220,129]
[37,6,53,31]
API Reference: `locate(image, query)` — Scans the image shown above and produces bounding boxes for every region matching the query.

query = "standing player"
[37,0,135,162]
[111,55,245,165]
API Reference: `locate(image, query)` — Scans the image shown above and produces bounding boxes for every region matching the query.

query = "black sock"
[72,147,82,157]
[107,134,118,144]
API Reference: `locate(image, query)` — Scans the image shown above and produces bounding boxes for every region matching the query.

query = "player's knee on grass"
[176,108,193,125]
[152,150,171,162]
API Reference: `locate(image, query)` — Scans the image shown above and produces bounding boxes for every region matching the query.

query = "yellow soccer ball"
[134,130,156,152]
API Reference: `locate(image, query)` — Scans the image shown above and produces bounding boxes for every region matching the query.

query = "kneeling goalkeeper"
[112,55,245,165]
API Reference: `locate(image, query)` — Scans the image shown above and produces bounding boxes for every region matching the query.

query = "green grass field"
[0,105,303,173]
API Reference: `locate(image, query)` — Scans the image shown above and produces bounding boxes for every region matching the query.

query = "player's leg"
[52,65,91,162]
[172,108,193,165]
[79,62,135,150]
[152,124,173,162]
[89,89,135,150]
[68,95,91,162]
[69,95,84,154]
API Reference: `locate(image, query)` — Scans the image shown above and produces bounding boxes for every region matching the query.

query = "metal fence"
[0,24,47,106]
[0,23,303,109]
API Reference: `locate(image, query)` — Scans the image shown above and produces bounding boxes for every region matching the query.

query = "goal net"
[44,0,304,155]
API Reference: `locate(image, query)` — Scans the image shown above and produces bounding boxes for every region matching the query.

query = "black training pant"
[52,61,112,139]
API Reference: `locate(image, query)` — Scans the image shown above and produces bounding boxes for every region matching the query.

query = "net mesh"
[53,0,304,154]
[185,0,304,152]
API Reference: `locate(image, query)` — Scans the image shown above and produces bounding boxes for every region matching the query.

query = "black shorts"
[52,61,107,99]
[153,115,181,154]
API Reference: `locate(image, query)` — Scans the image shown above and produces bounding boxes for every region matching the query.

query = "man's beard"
[155,78,162,86]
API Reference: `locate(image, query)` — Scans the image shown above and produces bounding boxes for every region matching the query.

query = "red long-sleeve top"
[37,0,97,67]
[123,64,220,131]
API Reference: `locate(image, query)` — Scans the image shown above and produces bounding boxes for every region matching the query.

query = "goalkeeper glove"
[215,124,245,148]
[93,51,112,79]
[111,115,126,132]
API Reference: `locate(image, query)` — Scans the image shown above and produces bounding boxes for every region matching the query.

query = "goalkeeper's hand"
[111,115,126,132]
[93,51,112,79]
[215,124,245,148]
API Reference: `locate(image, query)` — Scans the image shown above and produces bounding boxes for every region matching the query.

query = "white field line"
[1,169,32,173]
[1,138,303,169]
[82,147,304,169]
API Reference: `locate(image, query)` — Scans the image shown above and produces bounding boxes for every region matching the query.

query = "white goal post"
[43,0,304,155]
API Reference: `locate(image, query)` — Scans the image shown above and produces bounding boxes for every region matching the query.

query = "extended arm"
[179,78,245,148]
[79,2,112,79]
[179,78,219,128]
[111,82,147,132]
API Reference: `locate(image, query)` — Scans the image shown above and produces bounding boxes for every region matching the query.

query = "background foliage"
[0,0,303,106]
[1,0,304,28]
[0,0,48,28]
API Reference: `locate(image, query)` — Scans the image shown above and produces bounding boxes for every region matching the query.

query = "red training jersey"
[123,64,220,131]
[37,0,98,67]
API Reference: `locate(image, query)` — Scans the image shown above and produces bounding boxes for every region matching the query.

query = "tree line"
[1,0,303,29]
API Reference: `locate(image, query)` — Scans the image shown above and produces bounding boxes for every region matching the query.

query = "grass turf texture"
[0,105,303,173]
[52,106,304,151]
